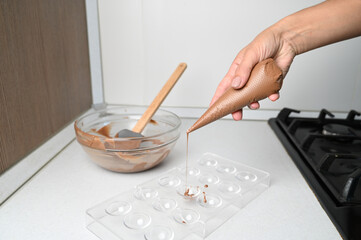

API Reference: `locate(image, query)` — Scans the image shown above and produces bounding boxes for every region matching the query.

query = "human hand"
[210,26,296,120]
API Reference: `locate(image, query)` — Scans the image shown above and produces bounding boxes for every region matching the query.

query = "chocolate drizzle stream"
[186,132,189,186]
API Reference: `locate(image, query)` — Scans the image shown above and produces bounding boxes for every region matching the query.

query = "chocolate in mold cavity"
[187,59,283,133]
[184,186,199,198]
[186,132,189,186]
[184,187,195,198]
[184,188,189,195]
[203,192,207,203]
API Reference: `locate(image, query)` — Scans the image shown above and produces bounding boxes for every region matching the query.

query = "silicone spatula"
[117,63,187,138]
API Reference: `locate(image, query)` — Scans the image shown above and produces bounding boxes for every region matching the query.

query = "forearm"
[274,0,361,55]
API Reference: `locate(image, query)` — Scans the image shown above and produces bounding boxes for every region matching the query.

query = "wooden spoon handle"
[132,63,187,133]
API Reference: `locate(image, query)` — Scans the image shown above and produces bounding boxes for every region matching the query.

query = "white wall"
[98,0,361,112]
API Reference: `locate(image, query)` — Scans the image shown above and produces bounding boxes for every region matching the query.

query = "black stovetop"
[269,108,361,240]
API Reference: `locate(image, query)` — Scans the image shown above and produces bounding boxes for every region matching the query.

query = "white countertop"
[0,117,341,240]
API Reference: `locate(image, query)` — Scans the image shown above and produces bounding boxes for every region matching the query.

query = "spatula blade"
[116,129,144,138]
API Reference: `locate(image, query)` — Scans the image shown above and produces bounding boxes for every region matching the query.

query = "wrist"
[273,16,308,56]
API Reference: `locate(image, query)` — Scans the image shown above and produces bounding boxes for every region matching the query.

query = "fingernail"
[232,76,242,88]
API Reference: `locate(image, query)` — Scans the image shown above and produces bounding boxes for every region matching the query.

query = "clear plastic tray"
[86,152,270,240]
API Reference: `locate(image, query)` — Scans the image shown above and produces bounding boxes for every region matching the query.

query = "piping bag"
[187,59,283,133]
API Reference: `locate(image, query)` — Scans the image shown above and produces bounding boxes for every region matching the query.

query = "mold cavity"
[152,198,177,212]
[177,185,201,199]
[124,212,151,229]
[105,201,131,216]
[144,225,174,240]
[218,181,241,194]
[158,176,181,187]
[173,208,200,225]
[235,172,257,182]
[198,173,220,185]
[198,157,217,167]
[216,165,237,174]
[134,187,158,200]
[197,194,222,208]
[180,167,200,176]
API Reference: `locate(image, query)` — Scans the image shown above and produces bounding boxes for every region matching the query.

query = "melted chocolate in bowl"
[74,107,181,173]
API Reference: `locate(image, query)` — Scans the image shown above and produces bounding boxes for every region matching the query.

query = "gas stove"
[269,108,361,240]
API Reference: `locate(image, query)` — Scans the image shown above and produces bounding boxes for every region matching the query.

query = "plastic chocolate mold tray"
[86,152,270,240]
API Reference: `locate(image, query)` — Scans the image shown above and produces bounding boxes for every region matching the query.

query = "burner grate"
[301,134,361,151]
[269,108,361,240]
[318,153,361,204]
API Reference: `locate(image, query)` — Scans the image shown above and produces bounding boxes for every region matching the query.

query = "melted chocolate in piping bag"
[187,59,283,133]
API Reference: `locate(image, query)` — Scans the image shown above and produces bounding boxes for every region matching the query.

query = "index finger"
[210,52,246,106]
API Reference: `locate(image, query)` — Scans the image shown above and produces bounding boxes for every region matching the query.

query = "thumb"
[231,51,260,89]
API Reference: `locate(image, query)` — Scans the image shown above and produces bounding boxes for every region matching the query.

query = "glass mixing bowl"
[74,107,181,172]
